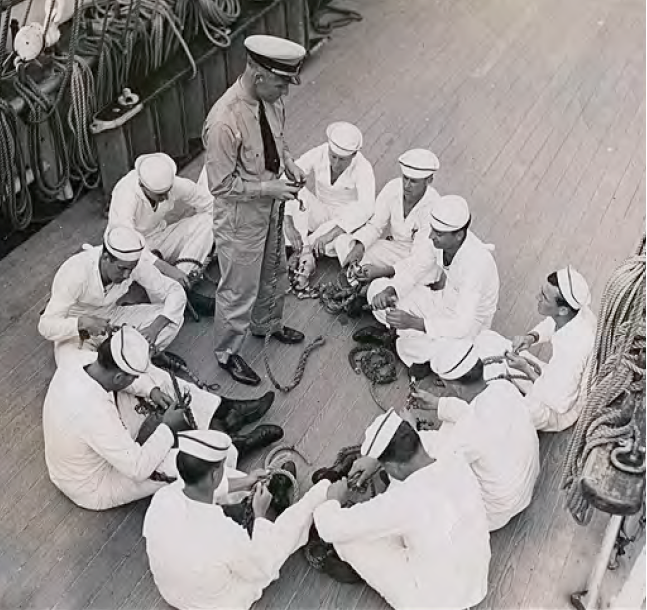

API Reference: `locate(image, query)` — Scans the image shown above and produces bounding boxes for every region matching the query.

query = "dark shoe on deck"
[219,354,261,386]
[254,326,305,344]
[217,391,275,433]
[352,325,396,346]
[231,424,284,458]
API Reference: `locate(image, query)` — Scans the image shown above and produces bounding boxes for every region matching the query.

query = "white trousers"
[366,278,446,367]
[285,189,357,266]
[147,214,214,274]
[54,303,181,368]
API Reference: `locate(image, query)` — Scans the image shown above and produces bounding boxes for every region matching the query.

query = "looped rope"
[262,200,325,393]
[561,237,646,525]
[481,354,534,384]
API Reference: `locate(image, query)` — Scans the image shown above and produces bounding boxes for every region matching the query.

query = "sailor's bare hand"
[244,469,270,488]
[344,242,365,267]
[511,333,537,354]
[385,309,424,331]
[150,387,175,409]
[157,260,190,290]
[411,388,440,412]
[326,478,349,504]
[252,483,273,518]
[78,315,111,337]
[162,408,191,433]
[284,159,306,185]
[371,286,397,310]
[265,180,300,201]
[505,352,541,378]
[348,456,380,487]
[284,216,303,252]
[427,271,447,291]
[361,264,391,282]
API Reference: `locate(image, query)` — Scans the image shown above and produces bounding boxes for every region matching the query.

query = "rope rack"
[0,0,242,230]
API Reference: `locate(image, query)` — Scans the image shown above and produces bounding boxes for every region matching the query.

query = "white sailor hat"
[135,153,177,195]
[110,326,150,376]
[557,266,591,310]
[103,225,145,262]
[244,35,306,84]
[430,338,480,381]
[360,409,404,460]
[398,149,440,179]
[326,122,363,157]
[178,430,232,463]
[430,195,471,232]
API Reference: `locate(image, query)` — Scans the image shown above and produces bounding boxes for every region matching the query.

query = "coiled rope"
[0,97,33,229]
[561,236,646,525]
[263,199,325,393]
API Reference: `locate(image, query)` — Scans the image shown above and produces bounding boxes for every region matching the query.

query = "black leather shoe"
[268,460,296,515]
[254,326,305,344]
[219,354,261,386]
[216,391,275,433]
[231,424,284,458]
[352,325,396,346]
[151,350,188,371]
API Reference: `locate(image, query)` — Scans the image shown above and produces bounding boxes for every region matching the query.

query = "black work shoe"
[217,391,276,433]
[254,326,305,344]
[219,354,261,386]
[304,529,363,584]
[352,325,396,346]
[268,460,296,515]
[151,350,187,371]
[231,424,284,458]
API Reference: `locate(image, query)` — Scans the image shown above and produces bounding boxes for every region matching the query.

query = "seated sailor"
[39,226,186,366]
[504,267,596,431]
[313,410,491,610]
[42,327,283,511]
[341,148,440,269]
[109,152,214,289]
[284,121,375,279]
[411,337,540,531]
[143,429,331,610]
[358,195,500,369]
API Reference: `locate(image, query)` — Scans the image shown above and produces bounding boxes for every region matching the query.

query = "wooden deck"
[0,0,645,607]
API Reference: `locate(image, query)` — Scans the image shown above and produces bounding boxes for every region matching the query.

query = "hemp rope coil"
[561,235,646,525]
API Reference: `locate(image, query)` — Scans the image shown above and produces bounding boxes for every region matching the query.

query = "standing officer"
[203,35,307,386]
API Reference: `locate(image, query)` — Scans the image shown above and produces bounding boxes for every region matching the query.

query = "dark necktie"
[258,101,280,175]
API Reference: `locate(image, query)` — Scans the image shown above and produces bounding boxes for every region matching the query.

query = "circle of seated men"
[38,34,597,610]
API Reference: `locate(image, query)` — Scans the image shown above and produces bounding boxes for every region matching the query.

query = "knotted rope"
[481,354,535,384]
[263,200,325,392]
[561,236,646,525]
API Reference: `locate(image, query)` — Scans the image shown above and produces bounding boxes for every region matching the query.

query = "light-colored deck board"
[0,0,644,607]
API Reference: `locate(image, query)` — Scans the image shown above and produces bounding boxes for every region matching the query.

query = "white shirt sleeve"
[422,261,488,340]
[295,145,321,176]
[352,180,394,249]
[83,406,174,481]
[530,317,556,344]
[314,484,410,545]
[38,257,86,342]
[107,173,139,231]
[437,396,472,424]
[131,259,187,326]
[170,176,214,216]
[228,481,330,582]
[390,233,443,298]
[333,157,376,234]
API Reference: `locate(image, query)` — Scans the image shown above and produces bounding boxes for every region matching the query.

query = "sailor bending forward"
[313,410,491,610]
[43,327,282,510]
[144,429,331,610]
[39,226,186,366]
